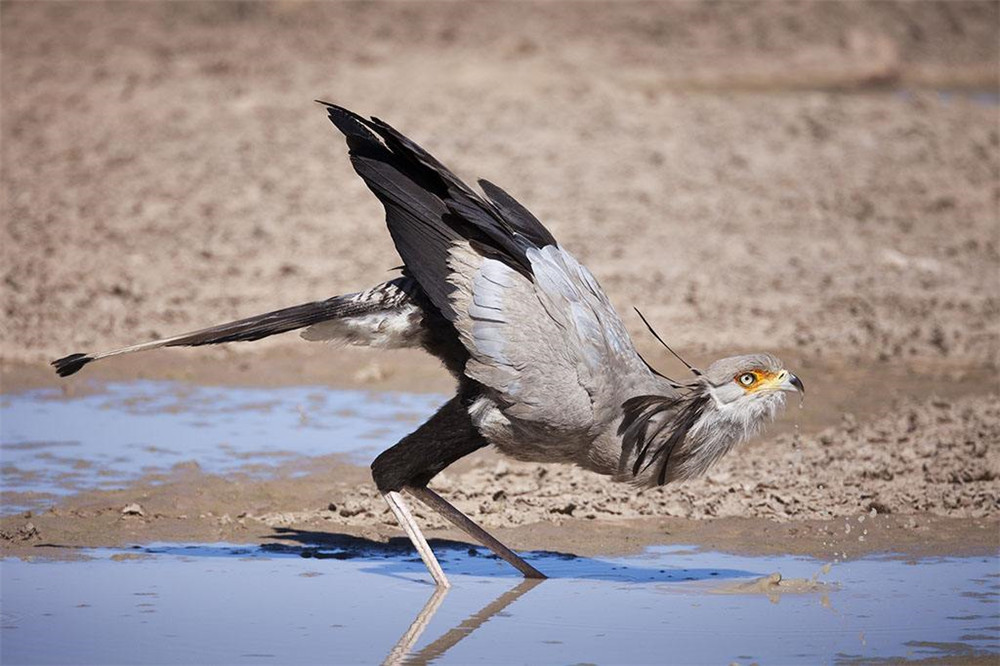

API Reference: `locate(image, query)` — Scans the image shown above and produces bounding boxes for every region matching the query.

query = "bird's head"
[674,352,804,479]
[620,352,804,487]
[699,352,804,413]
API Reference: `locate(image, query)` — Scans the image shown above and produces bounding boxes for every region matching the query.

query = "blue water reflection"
[2,543,997,665]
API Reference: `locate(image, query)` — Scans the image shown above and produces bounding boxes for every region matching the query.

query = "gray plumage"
[52,102,803,586]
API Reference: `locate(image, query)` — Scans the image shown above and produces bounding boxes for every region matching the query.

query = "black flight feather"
[316,101,558,308]
[478,179,557,249]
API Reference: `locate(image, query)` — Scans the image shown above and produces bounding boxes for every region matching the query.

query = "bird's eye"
[738,372,757,387]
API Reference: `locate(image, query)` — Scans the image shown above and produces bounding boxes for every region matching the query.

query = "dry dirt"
[2,1,998,366]
[1,1,999,561]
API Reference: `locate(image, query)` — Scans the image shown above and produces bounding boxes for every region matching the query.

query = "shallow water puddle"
[2,544,997,664]
[1,382,443,510]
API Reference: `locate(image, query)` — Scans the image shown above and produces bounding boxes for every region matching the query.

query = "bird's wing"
[319,102,549,320]
[450,242,654,429]
[321,102,655,429]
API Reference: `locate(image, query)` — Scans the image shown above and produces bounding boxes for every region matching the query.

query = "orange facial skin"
[734,369,784,392]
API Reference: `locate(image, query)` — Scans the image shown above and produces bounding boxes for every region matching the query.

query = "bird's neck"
[679,390,787,478]
[624,387,785,487]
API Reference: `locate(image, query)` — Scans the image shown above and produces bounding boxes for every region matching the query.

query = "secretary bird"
[53,102,804,587]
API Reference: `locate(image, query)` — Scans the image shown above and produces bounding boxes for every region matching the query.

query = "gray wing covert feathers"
[450,244,654,431]
[320,102,653,430]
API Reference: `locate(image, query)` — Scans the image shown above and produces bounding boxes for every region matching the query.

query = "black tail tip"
[52,353,93,377]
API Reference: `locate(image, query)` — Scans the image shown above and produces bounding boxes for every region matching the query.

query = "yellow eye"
[737,372,757,387]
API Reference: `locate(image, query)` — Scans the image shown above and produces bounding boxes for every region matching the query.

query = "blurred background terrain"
[2,0,997,371]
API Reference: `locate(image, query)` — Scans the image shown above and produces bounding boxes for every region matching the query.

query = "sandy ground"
[2,1,998,366]
[2,2,999,562]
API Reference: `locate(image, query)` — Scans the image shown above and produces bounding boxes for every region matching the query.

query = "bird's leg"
[373,393,536,584]
[405,485,546,580]
[382,490,450,588]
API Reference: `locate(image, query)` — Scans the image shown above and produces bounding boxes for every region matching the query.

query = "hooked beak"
[779,371,805,394]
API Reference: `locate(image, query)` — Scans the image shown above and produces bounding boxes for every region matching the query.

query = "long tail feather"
[52,298,350,377]
[51,278,421,377]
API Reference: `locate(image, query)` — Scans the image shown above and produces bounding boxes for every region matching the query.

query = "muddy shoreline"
[3,465,997,562]
[3,354,997,562]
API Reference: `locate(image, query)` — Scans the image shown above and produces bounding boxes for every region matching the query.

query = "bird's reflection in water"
[382,578,543,666]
